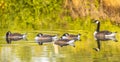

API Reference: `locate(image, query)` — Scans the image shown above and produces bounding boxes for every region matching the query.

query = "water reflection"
[93,35,118,51]
[0,46,22,62]
[0,43,75,62]
[0,30,120,62]
[31,44,62,62]
[1,46,12,62]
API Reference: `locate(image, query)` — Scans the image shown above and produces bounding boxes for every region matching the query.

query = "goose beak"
[91,19,96,23]
[92,20,97,23]
[91,19,99,23]
[78,34,81,36]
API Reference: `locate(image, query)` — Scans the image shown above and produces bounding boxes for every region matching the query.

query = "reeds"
[0,0,120,30]
[64,0,120,24]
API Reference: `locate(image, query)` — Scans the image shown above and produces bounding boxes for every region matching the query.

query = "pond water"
[0,30,120,62]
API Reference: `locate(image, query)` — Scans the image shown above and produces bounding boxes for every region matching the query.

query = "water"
[0,30,120,62]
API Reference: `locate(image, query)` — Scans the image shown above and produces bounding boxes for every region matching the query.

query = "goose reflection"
[6,31,27,44]
[93,36,118,51]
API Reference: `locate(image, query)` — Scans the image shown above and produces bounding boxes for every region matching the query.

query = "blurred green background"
[1,0,120,31]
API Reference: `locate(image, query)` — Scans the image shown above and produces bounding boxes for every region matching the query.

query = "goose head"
[35,33,43,41]
[61,33,69,39]
[93,20,100,24]
[36,33,43,37]
[63,33,69,36]
[6,31,12,39]
[6,31,11,36]
[6,31,12,44]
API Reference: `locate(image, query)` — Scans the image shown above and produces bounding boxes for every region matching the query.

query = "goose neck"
[96,22,100,32]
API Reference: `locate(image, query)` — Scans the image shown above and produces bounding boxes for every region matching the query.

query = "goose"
[93,20,117,40]
[61,33,81,41]
[6,31,27,44]
[35,33,58,45]
[93,20,117,51]
[54,38,75,47]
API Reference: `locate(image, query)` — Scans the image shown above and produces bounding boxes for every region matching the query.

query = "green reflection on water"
[0,30,120,62]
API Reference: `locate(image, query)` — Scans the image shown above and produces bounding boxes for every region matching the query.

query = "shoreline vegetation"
[0,0,120,31]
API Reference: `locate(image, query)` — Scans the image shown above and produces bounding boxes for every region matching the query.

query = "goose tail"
[23,33,27,40]
[67,40,75,47]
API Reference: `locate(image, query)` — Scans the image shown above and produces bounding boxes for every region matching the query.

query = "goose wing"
[69,35,77,37]
[11,33,23,36]
[98,30,112,35]
[95,30,112,39]
[36,37,52,42]
[42,35,55,37]
[58,39,70,42]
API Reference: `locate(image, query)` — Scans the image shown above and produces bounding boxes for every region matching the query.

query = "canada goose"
[54,38,75,47]
[6,31,27,44]
[93,20,117,51]
[93,20,117,41]
[61,33,81,41]
[35,33,58,45]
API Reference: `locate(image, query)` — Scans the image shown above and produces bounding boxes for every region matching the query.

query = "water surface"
[0,30,120,62]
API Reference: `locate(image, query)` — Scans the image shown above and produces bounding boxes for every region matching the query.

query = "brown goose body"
[61,33,81,41]
[35,33,58,45]
[95,31,113,41]
[6,31,27,44]
[54,39,75,47]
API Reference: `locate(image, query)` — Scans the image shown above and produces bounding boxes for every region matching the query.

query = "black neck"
[6,32,9,38]
[96,22,100,32]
